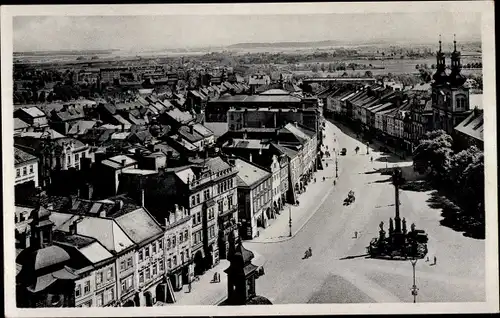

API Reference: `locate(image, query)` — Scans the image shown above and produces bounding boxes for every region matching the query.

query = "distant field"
[290,57,482,77]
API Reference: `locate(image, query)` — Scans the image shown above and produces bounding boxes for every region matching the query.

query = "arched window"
[456,96,467,110]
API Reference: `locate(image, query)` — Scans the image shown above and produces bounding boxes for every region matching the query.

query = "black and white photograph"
[1,2,498,316]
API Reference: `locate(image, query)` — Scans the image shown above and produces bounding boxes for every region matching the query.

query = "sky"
[13,12,481,52]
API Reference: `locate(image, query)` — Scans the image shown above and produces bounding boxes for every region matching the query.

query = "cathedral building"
[431,35,472,135]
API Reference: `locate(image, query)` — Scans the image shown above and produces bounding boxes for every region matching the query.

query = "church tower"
[431,35,471,134]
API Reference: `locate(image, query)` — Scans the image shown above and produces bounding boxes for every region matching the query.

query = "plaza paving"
[174,120,486,305]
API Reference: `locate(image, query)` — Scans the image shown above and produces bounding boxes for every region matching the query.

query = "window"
[158,239,163,250]
[105,287,114,303]
[139,271,144,283]
[218,200,223,213]
[22,167,27,176]
[127,257,132,268]
[172,236,176,247]
[186,249,189,259]
[75,153,80,163]
[96,272,103,285]
[167,239,171,249]
[16,169,20,178]
[196,212,201,224]
[29,165,34,174]
[152,242,157,254]
[75,284,81,298]
[228,196,233,209]
[181,252,184,263]
[173,256,177,266]
[107,268,113,281]
[191,196,196,207]
[159,259,164,272]
[84,281,90,294]
[203,189,210,200]
[67,155,71,165]
[153,263,157,276]
[121,275,134,293]
[167,258,171,268]
[145,246,150,257]
[146,268,151,279]
[184,230,188,241]
[196,194,200,204]
[120,260,125,271]
[96,292,104,307]
[179,233,183,242]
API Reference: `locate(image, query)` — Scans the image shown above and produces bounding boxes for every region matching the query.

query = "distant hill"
[227,40,348,49]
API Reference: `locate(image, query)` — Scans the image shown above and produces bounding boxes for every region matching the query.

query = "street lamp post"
[366,142,370,155]
[410,258,418,303]
[289,206,292,237]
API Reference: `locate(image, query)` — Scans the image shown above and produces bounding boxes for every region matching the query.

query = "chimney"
[69,221,78,235]
[121,124,125,132]
[249,153,253,162]
[121,159,127,166]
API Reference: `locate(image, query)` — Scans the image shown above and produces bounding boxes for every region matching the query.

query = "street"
[245,120,486,304]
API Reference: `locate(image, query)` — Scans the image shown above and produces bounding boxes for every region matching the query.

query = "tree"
[364,70,373,78]
[413,130,454,181]
[320,64,326,72]
[311,64,318,73]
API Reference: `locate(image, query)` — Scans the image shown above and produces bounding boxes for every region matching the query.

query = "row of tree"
[413,130,484,232]
[420,62,483,70]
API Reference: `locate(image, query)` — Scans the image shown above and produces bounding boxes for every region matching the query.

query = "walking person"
[188,281,192,293]
[434,256,437,265]
[354,231,358,239]
[308,247,312,257]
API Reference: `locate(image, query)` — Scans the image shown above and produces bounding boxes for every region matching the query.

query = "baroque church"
[431,35,472,134]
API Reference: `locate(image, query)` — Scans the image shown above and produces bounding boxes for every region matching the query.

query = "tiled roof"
[101,155,137,169]
[203,122,228,138]
[284,123,315,140]
[20,106,46,118]
[234,158,270,188]
[214,94,301,103]
[175,167,195,185]
[178,125,204,143]
[14,147,37,164]
[260,89,290,96]
[166,108,193,124]
[115,208,164,244]
[14,118,29,130]
[67,120,97,135]
[205,157,231,174]
[270,142,298,159]
[455,110,484,142]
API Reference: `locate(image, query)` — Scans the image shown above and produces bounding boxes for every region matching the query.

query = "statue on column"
[402,217,407,234]
[378,221,386,241]
[410,222,416,233]
[389,218,394,237]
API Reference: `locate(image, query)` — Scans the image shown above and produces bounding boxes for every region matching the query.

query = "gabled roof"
[14,118,30,130]
[166,108,193,124]
[178,125,204,143]
[193,123,214,137]
[175,167,195,184]
[455,110,483,142]
[115,208,164,244]
[234,158,271,188]
[270,142,298,159]
[18,106,46,118]
[14,147,37,164]
[67,120,97,135]
[284,123,316,139]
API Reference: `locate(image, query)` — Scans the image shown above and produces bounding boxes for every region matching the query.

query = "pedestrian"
[426,256,429,262]
[213,272,217,283]
[308,247,312,257]
[333,180,336,186]
[434,256,437,265]
[354,231,358,239]
[188,281,192,293]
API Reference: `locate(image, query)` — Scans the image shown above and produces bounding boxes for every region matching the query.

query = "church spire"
[432,35,447,85]
[449,34,466,87]
[453,34,457,52]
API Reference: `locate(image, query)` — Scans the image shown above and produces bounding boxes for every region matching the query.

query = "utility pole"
[289,206,292,237]
[410,258,418,303]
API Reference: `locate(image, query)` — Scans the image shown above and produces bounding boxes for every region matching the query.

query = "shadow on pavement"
[426,191,485,240]
[339,253,370,260]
